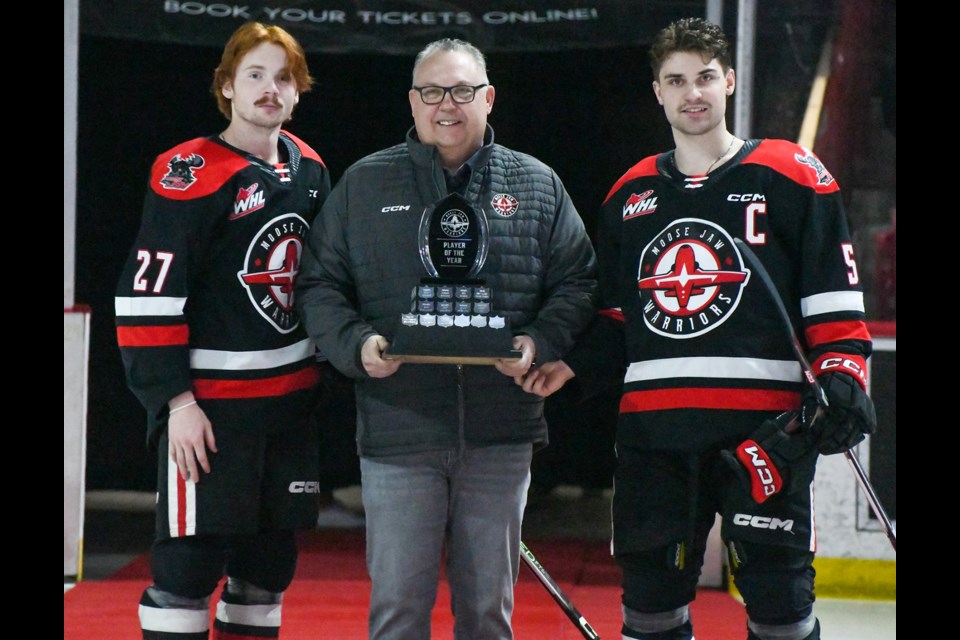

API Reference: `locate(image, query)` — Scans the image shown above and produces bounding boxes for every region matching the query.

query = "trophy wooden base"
[384,323,521,365]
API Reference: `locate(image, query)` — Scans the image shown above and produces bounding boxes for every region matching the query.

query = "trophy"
[384,192,520,364]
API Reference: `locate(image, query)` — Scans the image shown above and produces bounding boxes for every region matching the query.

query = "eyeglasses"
[411,84,489,105]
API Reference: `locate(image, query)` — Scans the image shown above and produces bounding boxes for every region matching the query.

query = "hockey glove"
[804,372,877,455]
[721,412,819,504]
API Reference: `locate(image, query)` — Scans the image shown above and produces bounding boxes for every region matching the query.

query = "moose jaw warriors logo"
[491,193,519,217]
[441,209,470,237]
[160,153,205,191]
[238,213,309,333]
[638,218,750,338]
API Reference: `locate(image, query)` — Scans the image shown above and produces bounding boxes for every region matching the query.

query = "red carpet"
[64,530,747,639]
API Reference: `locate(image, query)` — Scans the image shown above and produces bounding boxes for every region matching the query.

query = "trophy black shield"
[418,192,489,280]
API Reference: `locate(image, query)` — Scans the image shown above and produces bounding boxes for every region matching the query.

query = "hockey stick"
[734,238,896,552]
[520,540,601,639]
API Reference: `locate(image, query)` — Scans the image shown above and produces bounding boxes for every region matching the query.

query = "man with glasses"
[296,38,597,639]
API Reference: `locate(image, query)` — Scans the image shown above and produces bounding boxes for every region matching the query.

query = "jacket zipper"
[457,364,466,452]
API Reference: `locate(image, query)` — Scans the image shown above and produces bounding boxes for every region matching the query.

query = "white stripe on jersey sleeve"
[189,338,315,371]
[800,290,865,317]
[115,295,187,317]
[625,356,801,384]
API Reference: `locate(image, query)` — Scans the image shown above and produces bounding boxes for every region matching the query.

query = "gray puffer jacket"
[296,125,597,457]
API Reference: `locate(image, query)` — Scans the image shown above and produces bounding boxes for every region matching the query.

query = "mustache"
[255,97,282,108]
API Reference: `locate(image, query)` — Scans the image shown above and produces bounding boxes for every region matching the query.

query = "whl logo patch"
[229,183,266,220]
[623,190,658,220]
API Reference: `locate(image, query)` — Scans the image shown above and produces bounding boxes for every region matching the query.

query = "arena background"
[65,0,894,522]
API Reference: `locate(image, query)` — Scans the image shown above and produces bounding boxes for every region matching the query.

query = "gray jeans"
[360,443,533,640]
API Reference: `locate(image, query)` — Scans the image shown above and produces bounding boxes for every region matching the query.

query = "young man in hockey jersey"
[115,22,331,639]
[518,17,876,640]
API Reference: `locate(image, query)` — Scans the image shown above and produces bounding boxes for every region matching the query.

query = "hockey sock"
[212,577,283,640]
[139,586,210,640]
[622,604,694,639]
[747,613,819,640]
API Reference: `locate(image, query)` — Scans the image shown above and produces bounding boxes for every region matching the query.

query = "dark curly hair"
[649,17,732,81]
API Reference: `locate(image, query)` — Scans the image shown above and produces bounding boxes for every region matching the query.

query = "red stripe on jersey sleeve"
[117,324,189,347]
[619,388,800,413]
[742,139,840,194]
[804,319,871,349]
[193,367,320,399]
[598,308,625,322]
[602,156,659,205]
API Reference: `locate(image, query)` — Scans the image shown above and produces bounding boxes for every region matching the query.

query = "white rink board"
[814,337,896,561]
[64,308,90,578]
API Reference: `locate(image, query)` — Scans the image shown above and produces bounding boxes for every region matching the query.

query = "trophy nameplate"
[385,192,520,364]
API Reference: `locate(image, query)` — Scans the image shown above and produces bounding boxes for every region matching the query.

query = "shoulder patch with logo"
[794,147,835,186]
[160,153,205,191]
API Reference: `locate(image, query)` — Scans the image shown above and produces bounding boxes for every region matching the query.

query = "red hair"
[211,22,313,120]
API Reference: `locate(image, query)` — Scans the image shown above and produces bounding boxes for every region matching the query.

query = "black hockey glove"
[721,412,819,504]
[803,372,877,455]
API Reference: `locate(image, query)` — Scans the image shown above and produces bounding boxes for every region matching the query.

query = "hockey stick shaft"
[734,238,896,551]
[843,446,896,550]
[520,541,601,639]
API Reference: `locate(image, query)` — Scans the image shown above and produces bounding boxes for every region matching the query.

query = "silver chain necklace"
[703,136,737,175]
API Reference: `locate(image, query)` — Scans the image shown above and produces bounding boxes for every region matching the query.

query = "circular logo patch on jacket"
[491,193,519,217]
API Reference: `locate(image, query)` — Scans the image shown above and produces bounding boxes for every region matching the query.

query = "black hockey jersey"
[115,131,332,446]
[570,139,872,451]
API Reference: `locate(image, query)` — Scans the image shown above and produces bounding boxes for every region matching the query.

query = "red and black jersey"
[569,139,872,451]
[115,131,332,446]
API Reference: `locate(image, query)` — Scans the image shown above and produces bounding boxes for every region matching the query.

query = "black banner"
[80,0,704,54]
